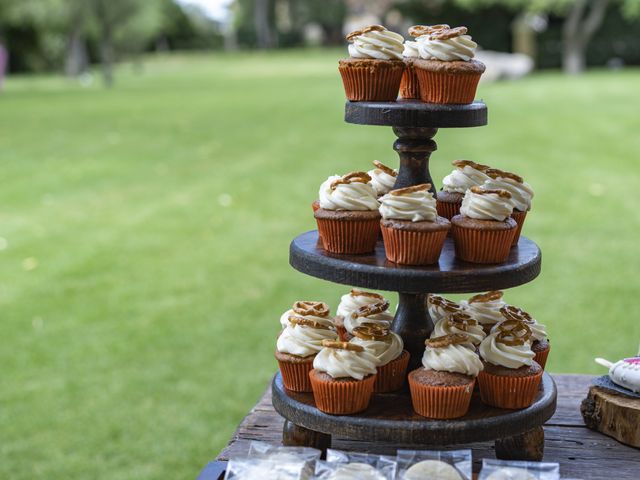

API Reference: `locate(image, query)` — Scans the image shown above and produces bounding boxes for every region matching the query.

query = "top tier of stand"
[345,100,488,128]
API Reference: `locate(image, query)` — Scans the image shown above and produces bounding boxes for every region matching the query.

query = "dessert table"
[196,374,639,480]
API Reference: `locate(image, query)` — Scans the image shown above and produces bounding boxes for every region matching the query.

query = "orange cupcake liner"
[436,199,461,221]
[451,223,516,264]
[478,369,543,409]
[277,357,315,392]
[309,369,376,415]
[534,345,550,370]
[380,224,448,265]
[315,216,380,254]
[338,64,404,102]
[408,369,475,419]
[311,200,320,213]
[400,66,420,99]
[415,68,481,104]
[375,350,410,393]
[511,210,528,246]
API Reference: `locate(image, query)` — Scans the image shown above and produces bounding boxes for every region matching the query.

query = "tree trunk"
[254,0,275,48]
[65,29,88,77]
[94,0,114,87]
[562,0,610,75]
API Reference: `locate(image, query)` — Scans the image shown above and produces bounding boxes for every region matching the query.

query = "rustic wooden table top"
[197,374,639,480]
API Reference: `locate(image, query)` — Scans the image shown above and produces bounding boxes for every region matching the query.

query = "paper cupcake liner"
[415,68,481,105]
[338,64,404,102]
[408,369,475,419]
[277,357,315,392]
[399,66,420,99]
[451,223,516,264]
[511,210,528,246]
[375,350,410,393]
[478,369,543,409]
[380,224,448,265]
[309,369,376,415]
[311,200,320,214]
[534,345,550,370]
[436,199,461,221]
[315,216,380,254]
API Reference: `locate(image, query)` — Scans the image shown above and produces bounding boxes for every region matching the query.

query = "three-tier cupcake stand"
[272,100,556,460]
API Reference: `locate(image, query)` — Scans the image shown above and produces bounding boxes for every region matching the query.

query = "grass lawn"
[1,50,639,479]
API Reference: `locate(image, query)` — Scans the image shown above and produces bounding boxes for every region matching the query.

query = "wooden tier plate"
[272,372,557,445]
[344,100,487,128]
[289,230,541,294]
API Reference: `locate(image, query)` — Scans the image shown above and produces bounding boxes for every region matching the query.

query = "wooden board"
[581,385,640,448]
[344,100,488,128]
[289,230,542,294]
[205,375,640,480]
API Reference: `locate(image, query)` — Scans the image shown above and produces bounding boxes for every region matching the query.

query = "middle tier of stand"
[290,230,541,294]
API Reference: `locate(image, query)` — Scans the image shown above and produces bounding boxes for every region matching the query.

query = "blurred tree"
[454,0,640,74]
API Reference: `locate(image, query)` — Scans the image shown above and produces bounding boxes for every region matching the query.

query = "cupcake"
[368,160,398,197]
[466,290,506,334]
[408,333,483,419]
[310,340,378,415]
[342,300,394,341]
[427,294,467,323]
[339,25,405,102]
[483,168,534,246]
[275,302,338,392]
[315,171,381,254]
[379,184,451,265]
[437,160,491,220]
[335,289,394,341]
[478,321,542,409]
[350,325,409,392]
[497,305,550,369]
[400,36,420,99]
[432,312,486,347]
[409,24,485,104]
[451,186,516,264]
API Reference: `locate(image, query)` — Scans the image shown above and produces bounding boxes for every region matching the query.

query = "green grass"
[1,50,639,479]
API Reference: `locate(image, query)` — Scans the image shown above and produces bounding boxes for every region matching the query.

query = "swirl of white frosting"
[467,298,506,327]
[368,168,397,196]
[350,331,404,366]
[433,318,486,345]
[416,34,477,61]
[403,40,420,58]
[277,323,338,357]
[336,291,392,319]
[313,347,378,380]
[442,165,490,193]
[379,188,438,222]
[483,177,534,212]
[319,175,379,211]
[344,312,393,334]
[460,189,514,221]
[348,28,404,60]
[422,343,483,377]
[479,332,535,369]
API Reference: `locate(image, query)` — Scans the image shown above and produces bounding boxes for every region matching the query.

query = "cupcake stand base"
[273,100,557,460]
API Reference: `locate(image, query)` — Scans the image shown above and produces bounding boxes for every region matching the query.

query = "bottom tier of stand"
[272,372,557,461]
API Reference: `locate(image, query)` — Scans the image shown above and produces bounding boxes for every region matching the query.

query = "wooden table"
[197,374,639,480]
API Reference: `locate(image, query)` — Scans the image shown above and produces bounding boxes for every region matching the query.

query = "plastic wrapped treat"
[396,449,472,480]
[478,459,560,480]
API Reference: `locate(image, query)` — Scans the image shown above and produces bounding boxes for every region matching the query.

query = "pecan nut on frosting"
[321,339,364,352]
[292,300,330,317]
[426,333,470,348]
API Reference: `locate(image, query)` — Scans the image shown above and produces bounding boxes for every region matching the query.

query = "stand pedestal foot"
[282,420,331,453]
[494,426,544,461]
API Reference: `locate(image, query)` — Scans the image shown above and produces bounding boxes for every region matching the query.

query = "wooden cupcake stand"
[272,100,557,461]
